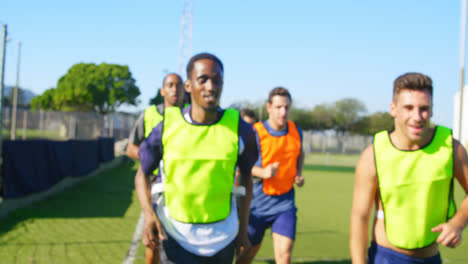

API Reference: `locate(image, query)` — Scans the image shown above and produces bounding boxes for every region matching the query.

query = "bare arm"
[431,140,468,248]
[126,113,145,160]
[297,150,305,175]
[135,166,165,249]
[126,142,140,160]
[251,162,279,179]
[350,145,377,264]
[295,150,305,186]
[236,170,253,253]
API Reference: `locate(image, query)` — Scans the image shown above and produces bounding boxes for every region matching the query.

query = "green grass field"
[2,128,66,140]
[1,153,467,263]
[0,159,141,264]
[252,153,468,264]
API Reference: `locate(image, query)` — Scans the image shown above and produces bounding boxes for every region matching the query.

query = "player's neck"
[267,119,287,131]
[163,100,182,108]
[190,105,218,124]
[389,127,434,151]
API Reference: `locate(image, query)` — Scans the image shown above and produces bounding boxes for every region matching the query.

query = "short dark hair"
[162,73,182,86]
[393,72,433,101]
[267,86,292,103]
[186,53,224,79]
[240,108,257,121]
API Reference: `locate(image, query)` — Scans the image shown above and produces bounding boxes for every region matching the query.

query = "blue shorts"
[248,208,297,246]
[368,241,441,264]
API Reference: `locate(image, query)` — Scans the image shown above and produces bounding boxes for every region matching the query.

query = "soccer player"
[135,52,258,263]
[244,87,305,264]
[350,72,468,264]
[126,73,184,264]
[126,73,185,159]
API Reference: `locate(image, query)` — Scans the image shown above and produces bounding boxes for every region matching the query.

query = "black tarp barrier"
[1,138,114,198]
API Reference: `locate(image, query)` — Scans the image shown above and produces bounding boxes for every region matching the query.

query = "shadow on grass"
[257,259,351,264]
[304,164,355,173]
[0,159,137,236]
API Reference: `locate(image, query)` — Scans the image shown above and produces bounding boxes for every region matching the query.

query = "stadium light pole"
[459,0,467,141]
[10,41,21,140]
[0,24,7,188]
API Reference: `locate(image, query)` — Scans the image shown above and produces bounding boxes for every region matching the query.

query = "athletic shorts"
[247,208,297,246]
[367,241,442,264]
[159,231,235,264]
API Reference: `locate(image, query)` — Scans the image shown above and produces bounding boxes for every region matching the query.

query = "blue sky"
[1,1,464,127]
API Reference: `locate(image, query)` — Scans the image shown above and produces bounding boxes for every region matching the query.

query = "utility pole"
[178,0,193,77]
[0,24,7,189]
[459,0,467,141]
[10,41,21,140]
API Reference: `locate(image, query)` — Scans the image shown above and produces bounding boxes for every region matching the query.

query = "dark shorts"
[159,231,235,264]
[247,208,297,246]
[367,241,442,264]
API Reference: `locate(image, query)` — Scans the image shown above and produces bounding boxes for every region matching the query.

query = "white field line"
[123,211,145,264]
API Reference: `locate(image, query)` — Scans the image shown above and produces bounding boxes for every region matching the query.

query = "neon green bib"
[144,105,163,175]
[162,107,239,223]
[374,126,456,249]
[144,105,163,138]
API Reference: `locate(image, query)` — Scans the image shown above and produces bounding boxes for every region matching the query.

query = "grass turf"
[1,153,467,263]
[2,128,66,140]
[0,159,141,264]
[252,153,468,264]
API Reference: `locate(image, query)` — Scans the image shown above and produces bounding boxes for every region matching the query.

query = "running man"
[136,53,258,263]
[126,73,184,264]
[126,73,185,159]
[244,87,305,264]
[350,72,468,264]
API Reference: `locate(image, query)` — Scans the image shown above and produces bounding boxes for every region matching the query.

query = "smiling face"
[185,58,223,113]
[390,88,433,147]
[160,74,184,107]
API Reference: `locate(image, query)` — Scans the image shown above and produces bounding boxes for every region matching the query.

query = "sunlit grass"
[2,129,66,140]
[1,154,466,263]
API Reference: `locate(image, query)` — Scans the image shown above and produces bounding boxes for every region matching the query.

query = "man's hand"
[294,175,304,187]
[235,235,252,264]
[432,222,463,248]
[142,216,166,250]
[263,162,280,179]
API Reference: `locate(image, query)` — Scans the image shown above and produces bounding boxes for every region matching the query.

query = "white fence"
[303,130,373,154]
[2,107,138,141]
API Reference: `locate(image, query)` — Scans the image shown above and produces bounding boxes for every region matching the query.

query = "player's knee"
[275,249,292,263]
[274,242,293,261]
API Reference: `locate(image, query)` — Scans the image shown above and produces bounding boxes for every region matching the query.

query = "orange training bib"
[254,121,301,195]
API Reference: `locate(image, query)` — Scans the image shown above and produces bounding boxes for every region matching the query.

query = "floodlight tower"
[177,0,193,77]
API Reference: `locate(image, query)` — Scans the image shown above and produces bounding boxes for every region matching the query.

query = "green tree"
[331,98,367,153]
[289,108,315,130]
[332,98,367,132]
[36,63,140,113]
[149,88,164,105]
[351,112,394,135]
[310,103,334,130]
[31,88,56,110]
